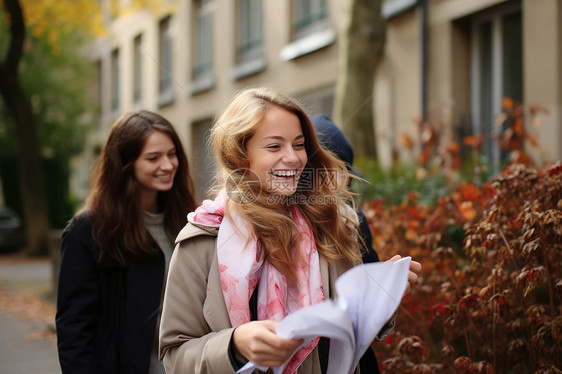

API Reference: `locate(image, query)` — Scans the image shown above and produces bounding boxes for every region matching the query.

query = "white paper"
[236,257,411,374]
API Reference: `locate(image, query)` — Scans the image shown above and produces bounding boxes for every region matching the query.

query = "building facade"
[77,0,562,202]
[376,0,562,167]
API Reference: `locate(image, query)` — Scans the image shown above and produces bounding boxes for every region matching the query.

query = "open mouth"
[271,170,297,178]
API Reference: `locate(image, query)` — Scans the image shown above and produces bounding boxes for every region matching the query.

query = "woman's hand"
[232,320,304,367]
[387,255,422,294]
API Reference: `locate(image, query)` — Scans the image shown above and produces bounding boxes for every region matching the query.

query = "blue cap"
[310,114,363,177]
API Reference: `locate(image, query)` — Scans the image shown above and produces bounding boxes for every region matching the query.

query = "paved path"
[0,254,61,374]
[0,312,61,373]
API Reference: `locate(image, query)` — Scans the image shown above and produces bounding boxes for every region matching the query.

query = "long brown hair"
[83,110,196,265]
[210,87,362,279]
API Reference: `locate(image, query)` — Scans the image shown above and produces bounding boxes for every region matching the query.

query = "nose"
[160,156,175,171]
[282,146,300,165]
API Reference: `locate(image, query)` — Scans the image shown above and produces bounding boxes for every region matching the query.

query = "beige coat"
[159,220,361,374]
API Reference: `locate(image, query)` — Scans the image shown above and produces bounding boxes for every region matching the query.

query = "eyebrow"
[143,147,176,156]
[262,134,305,141]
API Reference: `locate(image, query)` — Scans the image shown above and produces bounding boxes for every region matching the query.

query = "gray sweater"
[143,211,173,374]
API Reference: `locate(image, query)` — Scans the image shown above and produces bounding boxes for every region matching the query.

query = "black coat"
[357,207,381,374]
[56,213,166,374]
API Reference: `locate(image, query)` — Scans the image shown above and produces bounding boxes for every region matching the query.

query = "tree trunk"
[0,0,51,255]
[334,0,386,160]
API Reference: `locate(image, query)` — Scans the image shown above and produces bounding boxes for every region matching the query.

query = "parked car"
[0,207,25,252]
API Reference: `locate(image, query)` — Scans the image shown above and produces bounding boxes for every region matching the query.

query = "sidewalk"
[0,253,61,374]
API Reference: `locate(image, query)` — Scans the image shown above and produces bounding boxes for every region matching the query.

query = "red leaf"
[502,97,514,110]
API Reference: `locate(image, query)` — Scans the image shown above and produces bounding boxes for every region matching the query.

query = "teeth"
[272,170,296,177]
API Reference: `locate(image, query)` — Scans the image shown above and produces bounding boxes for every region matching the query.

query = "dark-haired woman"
[56,110,197,374]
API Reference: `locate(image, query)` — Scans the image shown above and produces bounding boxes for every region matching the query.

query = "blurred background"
[1,0,561,255]
[0,0,561,372]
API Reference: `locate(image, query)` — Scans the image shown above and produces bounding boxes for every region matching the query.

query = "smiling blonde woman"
[159,87,421,374]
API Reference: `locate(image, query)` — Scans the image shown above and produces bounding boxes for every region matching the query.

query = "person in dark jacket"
[56,110,197,374]
[311,113,382,373]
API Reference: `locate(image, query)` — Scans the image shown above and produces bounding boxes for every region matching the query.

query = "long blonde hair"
[210,87,362,278]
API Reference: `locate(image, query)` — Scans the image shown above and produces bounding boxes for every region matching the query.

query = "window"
[294,0,328,38]
[471,7,522,166]
[233,0,265,80]
[193,0,213,79]
[159,16,174,105]
[237,0,262,61]
[92,60,102,119]
[191,118,217,201]
[281,0,334,61]
[382,0,417,19]
[133,34,143,104]
[110,48,120,113]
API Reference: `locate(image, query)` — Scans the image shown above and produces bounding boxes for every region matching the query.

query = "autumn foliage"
[365,102,561,373]
[9,0,176,51]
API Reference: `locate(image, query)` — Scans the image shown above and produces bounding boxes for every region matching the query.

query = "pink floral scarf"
[189,190,325,373]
